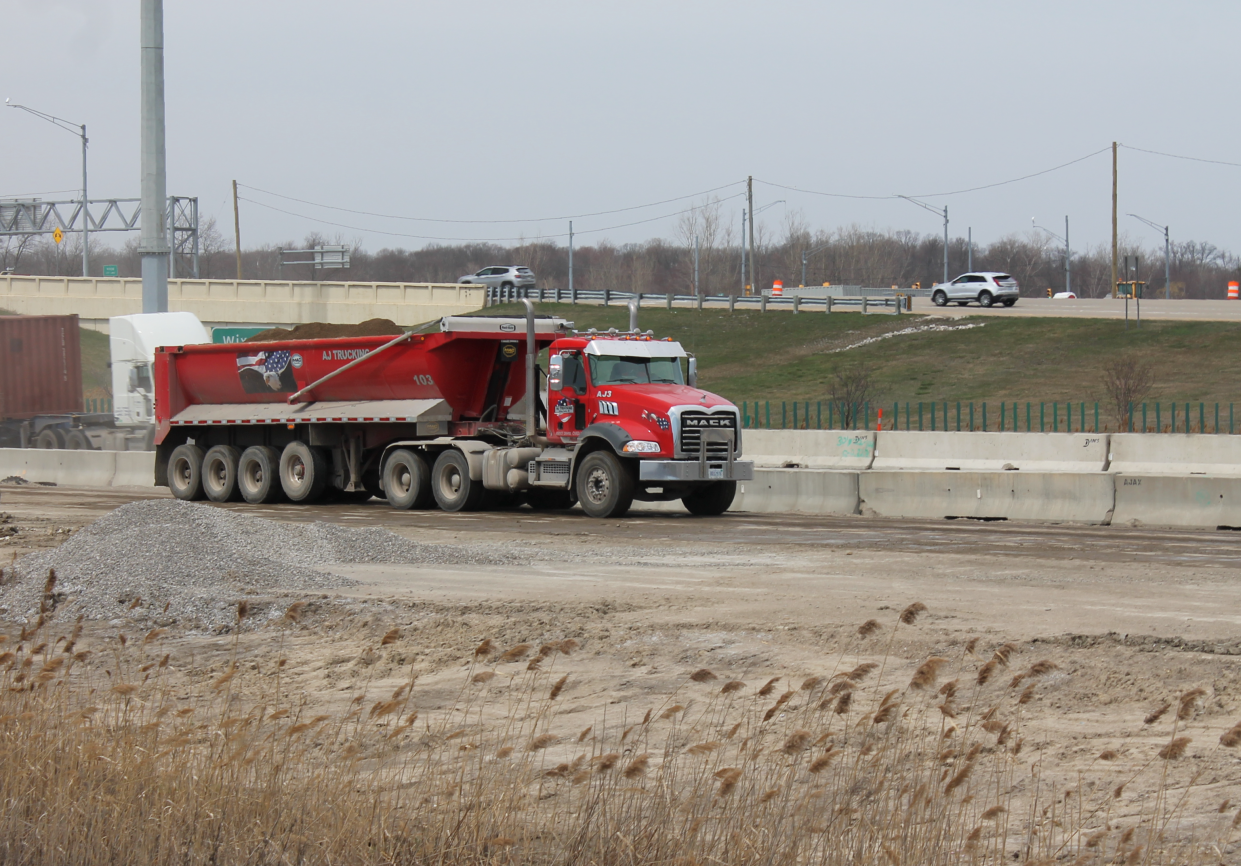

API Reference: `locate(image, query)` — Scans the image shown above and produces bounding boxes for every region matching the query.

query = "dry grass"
[0,599,1238,865]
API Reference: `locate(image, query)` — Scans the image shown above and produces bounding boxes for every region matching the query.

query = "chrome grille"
[678,411,737,460]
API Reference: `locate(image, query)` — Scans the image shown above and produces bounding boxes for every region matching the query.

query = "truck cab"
[533,331,751,517]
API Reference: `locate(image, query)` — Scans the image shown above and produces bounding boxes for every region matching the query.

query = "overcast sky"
[4,0,1239,255]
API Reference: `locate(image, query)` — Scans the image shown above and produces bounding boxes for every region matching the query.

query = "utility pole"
[943,205,949,285]
[568,220,574,295]
[139,0,169,312]
[740,209,746,294]
[747,176,755,296]
[693,234,700,299]
[1064,216,1071,296]
[1111,141,1118,299]
[232,180,243,280]
[967,227,972,272]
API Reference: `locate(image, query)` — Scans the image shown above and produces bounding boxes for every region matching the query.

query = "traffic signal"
[1047,287,1053,298]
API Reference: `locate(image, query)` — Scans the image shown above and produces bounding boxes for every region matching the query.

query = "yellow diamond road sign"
[52,227,63,244]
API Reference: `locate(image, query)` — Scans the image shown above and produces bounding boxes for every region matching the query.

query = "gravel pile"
[0,499,518,629]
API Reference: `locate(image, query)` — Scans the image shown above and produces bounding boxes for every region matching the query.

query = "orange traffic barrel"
[1229,281,1239,300]
[772,280,784,296]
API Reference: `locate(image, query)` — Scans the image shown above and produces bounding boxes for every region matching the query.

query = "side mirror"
[687,356,698,388]
[548,353,563,390]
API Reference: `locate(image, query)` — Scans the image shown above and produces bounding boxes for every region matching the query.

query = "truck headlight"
[622,440,661,454]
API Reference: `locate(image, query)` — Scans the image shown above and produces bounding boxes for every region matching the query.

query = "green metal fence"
[83,398,113,414]
[738,401,1239,434]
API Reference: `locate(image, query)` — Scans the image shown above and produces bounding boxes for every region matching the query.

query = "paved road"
[7,484,1241,571]
[913,297,1241,322]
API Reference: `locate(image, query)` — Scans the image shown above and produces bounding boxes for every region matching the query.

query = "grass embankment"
[0,591,1235,865]
[486,303,1241,408]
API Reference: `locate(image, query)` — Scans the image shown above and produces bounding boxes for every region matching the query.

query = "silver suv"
[930,272,1019,308]
[458,266,536,290]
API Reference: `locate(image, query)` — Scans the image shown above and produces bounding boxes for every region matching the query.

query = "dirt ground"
[2,482,1240,853]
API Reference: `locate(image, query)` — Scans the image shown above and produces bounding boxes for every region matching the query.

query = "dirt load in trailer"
[153,305,752,517]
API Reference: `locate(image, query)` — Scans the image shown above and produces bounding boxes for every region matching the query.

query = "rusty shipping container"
[0,315,83,420]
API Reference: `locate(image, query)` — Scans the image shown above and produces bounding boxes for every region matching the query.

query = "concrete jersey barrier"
[860,470,1115,524]
[1109,433,1241,476]
[743,430,875,470]
[1112,474,1241,528]
[637,468,861,516]
[0,448,155,488]
[872,431,1109,473]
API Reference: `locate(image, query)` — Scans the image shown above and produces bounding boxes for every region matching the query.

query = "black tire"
[65,429,93,450]
[575,450,635,519]
[978,291,993,308]
[168,443,206,501]
[682,481,737,516]
[202,444,243,502]
[34,428,64,449]
[1002,298,1017,307]
[932,290,947,307]
[431,449,485,512]
[238,445,284,504]
[361,459,385,500]
[384,448,434,510]
[500,281,514,291]
[525,488,574,510]
[279,441,329,503]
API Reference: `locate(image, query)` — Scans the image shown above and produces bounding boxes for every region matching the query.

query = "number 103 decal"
[412,375,434,386]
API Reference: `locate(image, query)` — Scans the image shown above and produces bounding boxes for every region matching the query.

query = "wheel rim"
[934,292,946,306]
[289,456,306,489]
[208,460,226,488]
[394,467,412,496]
[244,461,263,489]
[584,467,611,505]
[173,457,192,487]
[441,466,462,498]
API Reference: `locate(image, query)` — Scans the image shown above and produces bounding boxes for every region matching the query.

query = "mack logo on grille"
[684,416,734,427]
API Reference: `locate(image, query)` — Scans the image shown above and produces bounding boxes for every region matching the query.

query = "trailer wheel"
[431,449,485,512]
[280,441,329,503]
[681,481,737,516]
[384,449,433,510]
[168,443,206,501]
[202,445,243,503]
[35,428,64,449]
[575,451,635,518]
[65,430,93,450]
[238,446,285,504]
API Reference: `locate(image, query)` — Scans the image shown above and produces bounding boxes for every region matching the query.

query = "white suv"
[458,266,536,291]
[930,272,1019,308]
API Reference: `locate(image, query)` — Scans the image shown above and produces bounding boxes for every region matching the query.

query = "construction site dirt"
[1,483,1239,858]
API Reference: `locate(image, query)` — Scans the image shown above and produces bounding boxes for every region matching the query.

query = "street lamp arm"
[7,103,86,141]
[1127,213,1166,233]
[897,194,946,218]
[1033,224,1066,244]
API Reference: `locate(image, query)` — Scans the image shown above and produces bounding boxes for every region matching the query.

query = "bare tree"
[830,361,877,429]
[1100,354,1155,429]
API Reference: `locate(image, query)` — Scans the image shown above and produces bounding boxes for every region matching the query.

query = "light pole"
[801,242,832,287]
[899,196,948,285]
[1128,214,1170,300]
[7,100,89,276]
[1032,216,1071,296]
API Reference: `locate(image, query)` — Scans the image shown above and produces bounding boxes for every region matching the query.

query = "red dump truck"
[153,305,752,518]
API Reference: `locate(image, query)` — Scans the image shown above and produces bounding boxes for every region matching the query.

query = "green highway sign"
[102,265,118,277]
[211,326,270,344]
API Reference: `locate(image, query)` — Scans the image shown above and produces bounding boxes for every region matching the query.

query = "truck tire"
[431,449,485,512]
[383,449,433,510]
[65,430,93,450]
[682,481,737,516]
[575,450,635,518]
[168,443,206,501]
[280,441,329,503]
[202,444,243,503]
[35,428,64,449]
[238,446,284,504]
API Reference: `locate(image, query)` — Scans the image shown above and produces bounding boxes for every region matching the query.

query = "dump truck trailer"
[153,304,752,518]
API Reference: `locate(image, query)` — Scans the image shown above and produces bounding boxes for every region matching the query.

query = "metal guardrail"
[485,286,911,315]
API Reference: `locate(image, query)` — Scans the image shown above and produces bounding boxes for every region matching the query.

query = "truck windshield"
[588,355,684,386]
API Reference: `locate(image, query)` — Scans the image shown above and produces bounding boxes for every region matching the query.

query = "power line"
[237,180,745,224]
[755,147,1111,201]
[0,189,81,199]
[237,192,745,244]
[1120,143,1241,169]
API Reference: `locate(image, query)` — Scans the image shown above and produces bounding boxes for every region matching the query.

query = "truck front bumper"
[638,459,754,483]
